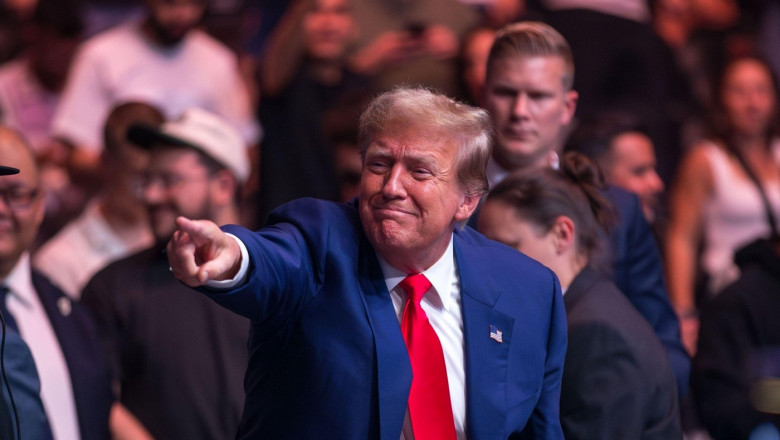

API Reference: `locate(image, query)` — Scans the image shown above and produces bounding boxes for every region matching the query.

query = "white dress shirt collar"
[377,234,456,312]
[4,253,35,309]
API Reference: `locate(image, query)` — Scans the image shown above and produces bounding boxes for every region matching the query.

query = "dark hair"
[32,0,84,38]
[565,111,650,163]
[487,152,615,267]
[103,102,165,157]
[709,55,780,142]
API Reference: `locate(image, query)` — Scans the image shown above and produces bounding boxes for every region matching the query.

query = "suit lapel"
[455,234,515,439]
[356,234,411,440]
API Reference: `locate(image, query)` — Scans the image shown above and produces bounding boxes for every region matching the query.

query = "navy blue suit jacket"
[602,186,689,396]
[202,199,568,439]
[32,272,112,440]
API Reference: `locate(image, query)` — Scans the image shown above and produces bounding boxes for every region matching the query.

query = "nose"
[649,170,664,194]
[512,93,530,119]
[380,165,407,199]
[142,178,166,205]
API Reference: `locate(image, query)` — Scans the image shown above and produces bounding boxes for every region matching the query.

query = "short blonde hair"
[488,21,574,90]
[358,86,493,198]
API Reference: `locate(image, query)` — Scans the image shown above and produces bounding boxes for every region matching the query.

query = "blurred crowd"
[0,0,778,439]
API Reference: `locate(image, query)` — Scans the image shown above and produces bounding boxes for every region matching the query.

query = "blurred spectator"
[566,114,665,225]
[256,0,370,225]
[460,26,495,106]
[33,102,160,299]
[347,0,478,96]
[665,56,780,355]
[0,0,86,243]
[692,238,780,440]
[0,126,112,440]
[0,0,82,154]
[478,153,681,439]
[51,0,260,183]
[82,108,249,440]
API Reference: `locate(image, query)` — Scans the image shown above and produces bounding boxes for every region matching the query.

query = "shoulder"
[186,30,237,63]
[78,23,140,57]
[82,247,159,295]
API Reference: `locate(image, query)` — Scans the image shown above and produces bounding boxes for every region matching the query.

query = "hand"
[167,217,242,287]
[420,25,458,61]
[680,314,699,356]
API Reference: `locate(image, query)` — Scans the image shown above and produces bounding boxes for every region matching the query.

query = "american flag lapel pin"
[489,325,503,343]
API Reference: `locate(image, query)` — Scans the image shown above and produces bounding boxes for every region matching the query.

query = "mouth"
[502,128,534,140]
[371,205,414,218]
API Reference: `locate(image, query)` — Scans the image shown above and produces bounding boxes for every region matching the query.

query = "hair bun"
[561,151,606,189]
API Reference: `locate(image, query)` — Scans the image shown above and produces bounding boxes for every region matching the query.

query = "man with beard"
[81,108,250,440]
[51,0,259,173]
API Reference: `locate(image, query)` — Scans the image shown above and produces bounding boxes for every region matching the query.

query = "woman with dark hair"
[665,56,780,354]
[478,152,682,440]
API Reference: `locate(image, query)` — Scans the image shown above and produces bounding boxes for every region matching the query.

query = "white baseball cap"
[127,108,250,184]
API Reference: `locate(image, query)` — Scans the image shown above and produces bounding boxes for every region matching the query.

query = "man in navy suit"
[167,87,568,439]
[479,21,690,396]
[0,128,112,440]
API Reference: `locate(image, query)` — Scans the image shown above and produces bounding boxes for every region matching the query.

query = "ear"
[208,170,237,207]
[561,90,578,126]
[550,215,576,254]
[454,193,481,223]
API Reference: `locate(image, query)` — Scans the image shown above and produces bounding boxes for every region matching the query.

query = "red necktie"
[399,274,456,440]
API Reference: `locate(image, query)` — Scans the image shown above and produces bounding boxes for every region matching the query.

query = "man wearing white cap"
[81,108,250,440]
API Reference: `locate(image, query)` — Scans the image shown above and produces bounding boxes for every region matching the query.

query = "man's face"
[0,141,44,266]
[303,0,354,61]
[359,123,478,271]
[141,147,213,242]
[605,132,664,222]
[483,55,577,171]
[146,0,206,45]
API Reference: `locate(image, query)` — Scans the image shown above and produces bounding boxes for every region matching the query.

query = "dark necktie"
[399,274,456,440]
[0,285,18,333]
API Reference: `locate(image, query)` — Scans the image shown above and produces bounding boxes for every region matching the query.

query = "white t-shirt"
[51,21,260,152]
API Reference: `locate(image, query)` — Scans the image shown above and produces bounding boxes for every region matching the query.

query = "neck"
[493,147,556,173]
[554,254,587,291]
[211,204,241,228]
[307,58,344,86]
[730,133,769,153]
[0,254,21,280]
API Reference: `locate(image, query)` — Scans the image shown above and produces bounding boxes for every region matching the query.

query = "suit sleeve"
[608,187,690,397]
[198,200,338,335]
[521,273,567,439]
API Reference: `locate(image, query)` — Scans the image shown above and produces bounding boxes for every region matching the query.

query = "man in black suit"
[0,128,112,440]
[479,21,690,396]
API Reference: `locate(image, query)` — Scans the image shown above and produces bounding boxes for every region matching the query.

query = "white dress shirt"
[4,254,80,440]
[218,234,467,439]
[377,236,466,440]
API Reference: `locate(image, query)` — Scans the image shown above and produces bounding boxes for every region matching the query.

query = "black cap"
[0,166,19,176]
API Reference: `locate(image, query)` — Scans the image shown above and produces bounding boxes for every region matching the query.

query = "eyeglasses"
[0,187,40,209]
[132,172,212,196]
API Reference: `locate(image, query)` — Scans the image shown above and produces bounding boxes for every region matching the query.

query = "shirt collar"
[486,156,509,189]
[377,234,456,312]
[3,253,35,309]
